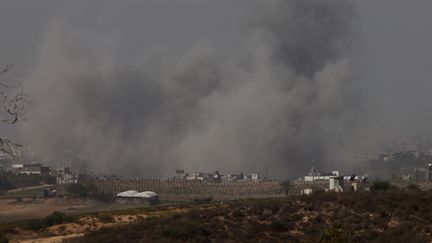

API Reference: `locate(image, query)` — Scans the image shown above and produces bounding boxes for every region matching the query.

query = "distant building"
[185,172,214,181]
[245,173,260,180]
[175,169,185,175]
[251,173,260,180]
[328,177,344,192]
[12,163,50,175]
[41,166,50,176]
[413,164,432,182]
[213,171,222,182]
[186,172,202,181]
[301,188,313,195]
[174,170,186,178]
[12,164,23,172]
[56,173,78,184]
[52,167,78,184]
[224,172,244,181]
[304,167,339,181]
[343,175,359,181]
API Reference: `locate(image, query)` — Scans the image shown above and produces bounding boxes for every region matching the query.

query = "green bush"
[93,192,114,202]
[193,196,213,203]
[407,184,421,192]
[319,223,350,243]
[370,181,390,192]
[155,221,209,241]
[66,183,114,202]
[98,214,114,223]
[0,232,8,243]
[231,208,244,217]
[269,220,292,232]
[3,173,42,189]
[0,174,13,192]
[66,183,90,197]
[26,211,74,231]
[66,191,432,243]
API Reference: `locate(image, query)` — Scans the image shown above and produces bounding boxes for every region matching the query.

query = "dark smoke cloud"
[10,0,364,178]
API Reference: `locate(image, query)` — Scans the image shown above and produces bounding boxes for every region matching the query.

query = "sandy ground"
[0,198,98,221]
[7,185,55,194]
[0,197,195,242]
[3,203,192,243]
[11,233,84,243]
[7,213,154,242]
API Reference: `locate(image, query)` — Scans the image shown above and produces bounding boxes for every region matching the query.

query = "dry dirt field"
[0,198,100,222]
[2,191,432,242]
[1,203,191,243]
[70,191,432,243]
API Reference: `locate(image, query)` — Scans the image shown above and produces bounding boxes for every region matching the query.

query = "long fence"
[283,180,329,195]
[81,176,333,201]
[83,177,286,201]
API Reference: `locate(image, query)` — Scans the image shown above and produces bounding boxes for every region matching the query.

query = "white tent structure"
[116,190,139,197]
[133,191,157,198]
[115,190,159,205]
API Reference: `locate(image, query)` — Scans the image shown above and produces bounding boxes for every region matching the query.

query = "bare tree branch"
[0,63,33,155]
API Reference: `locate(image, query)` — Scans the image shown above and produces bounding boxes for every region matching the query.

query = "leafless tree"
[0,63,33,155]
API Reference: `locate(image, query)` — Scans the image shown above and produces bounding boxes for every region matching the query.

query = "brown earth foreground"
[2,191,432,242]
[0,198,99,222]
[68,191,432,243]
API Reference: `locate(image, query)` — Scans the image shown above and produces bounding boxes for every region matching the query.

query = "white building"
[12,163,49,175]
[329,177,344,192]
[56,173,78,184]
[304,167,340,182]
[250,173,260,180]
[185,172,213,181]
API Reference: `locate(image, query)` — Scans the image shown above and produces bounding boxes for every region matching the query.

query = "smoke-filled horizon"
[1,0,431,178]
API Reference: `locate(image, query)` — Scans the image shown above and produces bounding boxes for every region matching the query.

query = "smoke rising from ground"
[3,0,369,177]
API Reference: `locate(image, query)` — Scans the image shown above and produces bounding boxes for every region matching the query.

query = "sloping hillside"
[70,191,432,242]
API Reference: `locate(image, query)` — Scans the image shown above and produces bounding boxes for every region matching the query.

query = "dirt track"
[0,198,98,221]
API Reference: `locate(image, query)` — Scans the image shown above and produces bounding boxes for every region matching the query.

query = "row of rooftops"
[3,163,78,184]
[304,167,367,183]
[10,163,50,175]
[175,170,261,182]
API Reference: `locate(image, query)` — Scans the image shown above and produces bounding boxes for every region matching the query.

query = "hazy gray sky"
[1,1,432,178]
[356,1,432,138]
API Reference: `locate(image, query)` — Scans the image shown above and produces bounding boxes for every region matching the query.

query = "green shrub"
[269,220,292,232]
[45,211,72,225]
[98,214,114,223]
[26,211,74,231]
[370,181,390,192]
[319,224,350,243]
[0,173,13,192]
[231,208,244,218]
[66,183,90,197]
[157,221,209,241]
[66,183,114,202]
[93,192,114,202]
[407,184,421,192]
[193,196,213,203]
[0,232,8,243]
[2,173,55,188]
